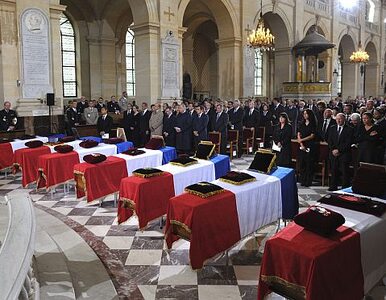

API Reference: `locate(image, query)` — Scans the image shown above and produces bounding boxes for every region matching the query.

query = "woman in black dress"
[131,105,141,147]
[272,112,292,168]
[357,112,382,164]
[297,109,317,187]
[260,103,273,148]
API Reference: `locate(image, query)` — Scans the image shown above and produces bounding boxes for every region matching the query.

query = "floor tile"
[106,225,137,236]
[239,285,258,300]
[158,265,198,285]
[161,249,190,265]
[103,236,134,249]
[68,207,97,216]
[68,215,91,225]
[85,216,116,226]
[125,249,163,266]
[156,285,198,299]
[233,265,260,285]
[138,285,157,300]
[198,285,242,300]
[124,265,160,285]
[197,266,238,285]
[131,236,165,250]
[85,225,111,237]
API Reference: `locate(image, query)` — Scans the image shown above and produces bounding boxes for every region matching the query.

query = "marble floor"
[0,156,385,300]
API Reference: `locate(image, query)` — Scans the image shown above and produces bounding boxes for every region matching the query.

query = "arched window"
[60,15,77,98]
[337,59,342,94]
[254,50,263,96]
[126,27,135,97]
[366,0,375,23]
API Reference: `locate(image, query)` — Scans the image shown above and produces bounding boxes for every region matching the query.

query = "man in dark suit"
[0,101,18,131]
[229,100,244,157]
[204,101,215,133]
[285,99,298,137]
[272,98,285,126]
[243,99,260,133]
[97,107,113,136]
[327,113,353,191]
[213,103,229,154]
[77,96,88,115]
[192,105,209,150]
[139,102,151,147]
[318,108,336,142]
[174,103,192,154]
[66,100,80,135]
[163,107,176,147]
[122,103,134,142]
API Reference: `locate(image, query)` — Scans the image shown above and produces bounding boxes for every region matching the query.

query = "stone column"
[0,0,18,107]
[274,48,292,97]
[131,23,160,103]
[342,61,357,98]
[216,38,242,100]
[87,34,118,100]
[242,46,254,98]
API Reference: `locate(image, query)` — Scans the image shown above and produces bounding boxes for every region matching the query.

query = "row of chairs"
[208,127,266,159]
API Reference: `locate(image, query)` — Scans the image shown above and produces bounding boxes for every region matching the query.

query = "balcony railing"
[305,0,330,14]
[0,191,37,300]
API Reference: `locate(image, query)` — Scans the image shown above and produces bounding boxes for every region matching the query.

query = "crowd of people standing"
[65,93,386,190]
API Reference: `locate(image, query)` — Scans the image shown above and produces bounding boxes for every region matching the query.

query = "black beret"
[54,145,74,153]
[83,153,107,164]
[25,140,44,148]
[59,136,76,143]
[104,138,124,144]
[145,136,165,150]
[80,140,99,149]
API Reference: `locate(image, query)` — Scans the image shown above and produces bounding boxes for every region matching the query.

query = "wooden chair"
[315,142,329,186]
[208,132,221,154]
[255,126,266,149]
[242,127,255,154]
[227,130,239,160]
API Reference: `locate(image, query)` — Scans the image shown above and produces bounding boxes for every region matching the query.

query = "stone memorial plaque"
[161,31,180,98]
[21,8,52,99]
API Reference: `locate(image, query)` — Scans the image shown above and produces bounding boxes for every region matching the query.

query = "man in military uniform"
[0,101,18,131]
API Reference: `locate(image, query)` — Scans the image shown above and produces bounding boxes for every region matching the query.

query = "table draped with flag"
[257,189,386,300]
[117,158,217,228]
[0,136,48,170]
[35,143,118,190]
[118,172,175,229]
[165,168,292,269]
[75,156,128,202]
[166,190,240,269]
[74,148,167,202]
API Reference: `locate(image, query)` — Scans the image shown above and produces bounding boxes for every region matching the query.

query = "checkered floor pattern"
[0,156,384,300]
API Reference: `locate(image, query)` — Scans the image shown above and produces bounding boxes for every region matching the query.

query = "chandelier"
[350,42,369,64]
[247,0,275,51]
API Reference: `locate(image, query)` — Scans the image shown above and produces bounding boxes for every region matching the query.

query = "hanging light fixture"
[350,42,369,64]
[247,0,275,52]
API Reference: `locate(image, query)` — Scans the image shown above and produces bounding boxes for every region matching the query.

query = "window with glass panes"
[254,50,263,96]
[60,15,77,98]
[126,28,135,96]
[337,59,342,94]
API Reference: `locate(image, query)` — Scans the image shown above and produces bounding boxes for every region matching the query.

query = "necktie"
[322,119,327,133]
[249,110,252,116]
[216,113,220,122]
[338,126,342,137]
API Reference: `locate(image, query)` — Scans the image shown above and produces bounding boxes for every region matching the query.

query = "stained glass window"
[126,27,135,96]
[60,15,77,97]
[254,50,263,96]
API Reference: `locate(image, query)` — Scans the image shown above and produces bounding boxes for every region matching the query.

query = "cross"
[164,7,175,22]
